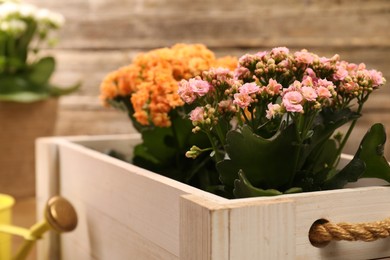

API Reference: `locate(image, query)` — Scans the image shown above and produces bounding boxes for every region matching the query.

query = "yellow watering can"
[0,194,77,260]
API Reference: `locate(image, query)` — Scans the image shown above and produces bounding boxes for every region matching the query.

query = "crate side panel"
[295,187,390,259]
[228,200,295,260]
[61,199,177,260]
[57,144,187,258]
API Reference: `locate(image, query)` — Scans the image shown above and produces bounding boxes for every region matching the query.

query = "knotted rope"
[309,218,390,247]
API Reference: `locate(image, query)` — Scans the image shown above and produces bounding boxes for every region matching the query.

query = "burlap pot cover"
[0,98,58,198]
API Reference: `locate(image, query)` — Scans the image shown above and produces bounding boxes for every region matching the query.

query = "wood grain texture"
[35,138,62,260]
[228,199,296,259]
[40,137,224,259]
[26,0,390,49]
[180,195,229,260]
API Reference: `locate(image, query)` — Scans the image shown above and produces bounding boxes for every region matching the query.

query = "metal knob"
[45,196,78,233]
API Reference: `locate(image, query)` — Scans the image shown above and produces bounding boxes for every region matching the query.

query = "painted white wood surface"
[36,136,390,259]
[37,135,225,259]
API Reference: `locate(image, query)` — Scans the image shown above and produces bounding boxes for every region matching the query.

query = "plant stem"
[214,124,226,146]
[288,115,305,188]
[334,101,364,164]
[205,131,223,162]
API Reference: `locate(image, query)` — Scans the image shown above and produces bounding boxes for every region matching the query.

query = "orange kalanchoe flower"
[100,44,237,127]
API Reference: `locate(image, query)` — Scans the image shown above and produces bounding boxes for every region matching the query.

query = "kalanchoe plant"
[179,47,390,198]
[100,44,237,193]
[0,0,79,102]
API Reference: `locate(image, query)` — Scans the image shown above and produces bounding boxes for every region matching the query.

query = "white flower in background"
[0,0,65,42]
[0,18,26,34]
[0,1,65,29]
[0,2,19,19]
[18,3,37,18]
[36,8,65,28]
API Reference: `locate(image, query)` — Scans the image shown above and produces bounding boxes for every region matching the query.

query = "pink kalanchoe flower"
[316,79,335,99]
[302,76,314,87]
[266,103,282,119]
[358,63,366,70]
[277,59,290,69]
[239,82,260,94]
[317,79,334,88]
[346,62,358,72]
[209,67,233,82]
[316,86,332,99]
[238,54,261,66]
[369,69,385,87]
[178,79,196,104]
[341,81,359,93]
[294,49,315,64]
[189,106,205,123]
[301,86,318,101]
[270,47,289,57]
[189,78,211,97]
[286,80,302,92]
[218,99,236,113]
[304,68,318,82]
[334,65,349,81]
[254,51,267,60]
[318,56,332,68]
[238,54,251,64]
[282,91,304,113]
[233,92,253,108]
[265,79,282,96]
[234,66,251,80]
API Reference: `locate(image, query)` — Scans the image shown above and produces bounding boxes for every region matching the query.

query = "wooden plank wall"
[28,0,390,158]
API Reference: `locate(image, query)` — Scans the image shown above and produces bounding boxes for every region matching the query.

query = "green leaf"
[304,108,360,162]
[284,187,303,194]
[133,143,163,166]
[104,149,128,162]
[217,124,298,194]
[312,139,339,174]
[0,91,49,102]
[322,157,365,190]
[356,123,390,182]
[27,57,55,85]
[48,82,81,96]
[133,126,177,166]
[233,170,283,198]
[0,76,30,93]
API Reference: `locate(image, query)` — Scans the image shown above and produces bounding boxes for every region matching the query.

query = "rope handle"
[309,218,390,247]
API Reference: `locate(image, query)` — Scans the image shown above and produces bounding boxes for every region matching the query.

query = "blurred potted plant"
[0,0,79,197]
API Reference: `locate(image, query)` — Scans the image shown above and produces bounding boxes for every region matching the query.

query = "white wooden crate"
[35,135,390,260]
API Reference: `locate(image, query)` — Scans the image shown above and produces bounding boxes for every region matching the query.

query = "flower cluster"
[0,0,78,102]
[179,47,388,198]
[100,44,237,127]
[180,48,385,139]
